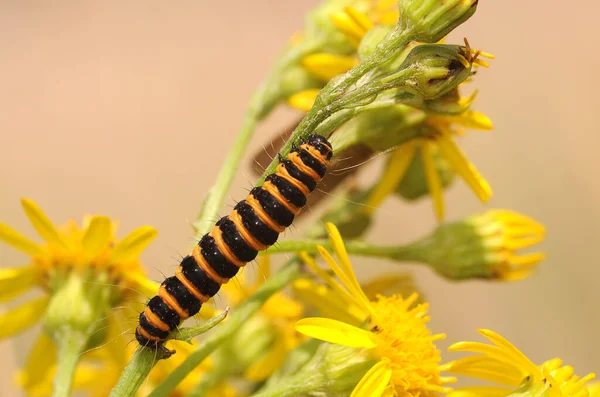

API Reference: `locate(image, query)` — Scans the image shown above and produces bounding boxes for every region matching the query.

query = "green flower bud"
[399,0,479,43]
[419,210,546,281]
[279,65,324,99]
[253,343,375,397]
[334,104,427,153]
[395,143,455,200]
[44,271,113,349]
[357,25,394,60]
[399,43,474,99]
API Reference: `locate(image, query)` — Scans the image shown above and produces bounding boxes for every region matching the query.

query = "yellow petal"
[0,266,38,303]
[125,271,160,298]
[295,317,376,348]
[293,278,366,325]
[422,141,445,221]
[436,135,492,202]
[110,226,158,263]
[20,333,56,390]
[0,222,43,255]
[20,198,69,250]
[361,273,419,302]
[324,223,368,304]
[302,53,357,81]
[478,329,538,375]
[288,89,320,112]
[82,216,113,257]
[452,110,494,130]
[350,359,392,397]
[345,6,375,32]
[364,142,416,215]
[0,296,49,338]
[317,245,373,318]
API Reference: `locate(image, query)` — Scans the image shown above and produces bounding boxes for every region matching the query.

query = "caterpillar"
[135,134,333,350]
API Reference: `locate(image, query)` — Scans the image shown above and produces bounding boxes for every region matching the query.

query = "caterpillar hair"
[136,134,333,351]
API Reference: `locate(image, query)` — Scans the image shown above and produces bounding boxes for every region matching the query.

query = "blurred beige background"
[1,1,598,395]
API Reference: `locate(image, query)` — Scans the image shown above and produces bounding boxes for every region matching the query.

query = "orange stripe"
[137,325,161,342]
[245,195,285,233]
[210,226,246,268]
[229,210,268,251]
[288,152,321,182]
[192,245,230,284]
[262,181,301,215]
[275,164,311,196]
[158,285,189,319]
[144,306,170,332]
[300,143,329,166]
[175,266,210,303]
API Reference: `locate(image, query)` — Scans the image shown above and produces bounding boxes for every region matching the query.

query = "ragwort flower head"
[446,329,596,397]
[0,199,158,395]
[295,223,454,397]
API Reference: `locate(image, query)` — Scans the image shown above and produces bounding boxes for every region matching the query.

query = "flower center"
[370,295,449,396]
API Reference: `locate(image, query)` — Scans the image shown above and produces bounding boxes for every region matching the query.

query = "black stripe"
[135,327,157,346]
[298,149,327,178]
[162,276,202,317]
[235,200,279,246]
[147,296,180,330]
[180,255,221,297]
[199,234,240,279]
[265,174,307,208]
[282,160,317,191]
[139,312,170,339]
[217,217,258,262]
[306,135,333,160]
[250,187,295,227]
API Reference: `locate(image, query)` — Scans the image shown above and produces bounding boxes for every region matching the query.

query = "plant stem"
[264,238,429,263]
[146,259,301,397]
[256,28,412,184]
[51,330,87,397]
[108,348,158,397]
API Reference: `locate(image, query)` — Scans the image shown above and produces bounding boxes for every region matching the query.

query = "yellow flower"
[212,255,304,382]
[295,223,454,397]
[446,329,596,397]
[365,106,494,221]
[1,198,158,394]
[289,2,398,111]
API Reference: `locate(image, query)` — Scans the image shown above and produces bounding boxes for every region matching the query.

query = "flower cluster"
[1,0,594,397]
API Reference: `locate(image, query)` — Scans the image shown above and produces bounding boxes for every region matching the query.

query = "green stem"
[251,374,321,397]
[146,259,301,397]
[108,311,229,397]
[108,348,158,397]
[51,330,87,397]
[256,28,413,184]
[169,308,229,342]
[265,238,430,263]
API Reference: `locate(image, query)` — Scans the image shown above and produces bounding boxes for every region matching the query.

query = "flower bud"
[399,43,474,99]
[422,210,546,281]
[399,0,479,43]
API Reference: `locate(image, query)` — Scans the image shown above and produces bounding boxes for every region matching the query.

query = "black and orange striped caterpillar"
[135,134,332,350]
